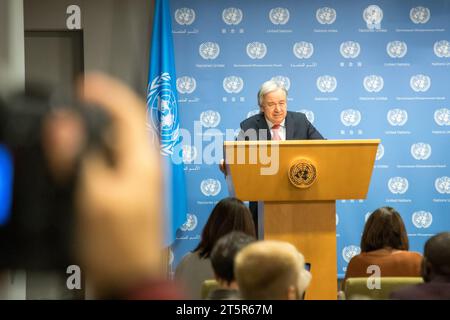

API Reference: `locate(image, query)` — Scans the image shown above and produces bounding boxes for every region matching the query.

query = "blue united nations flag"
[147,0,187,246]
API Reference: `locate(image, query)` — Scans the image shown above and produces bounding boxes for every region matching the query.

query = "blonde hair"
[235,240,311,300]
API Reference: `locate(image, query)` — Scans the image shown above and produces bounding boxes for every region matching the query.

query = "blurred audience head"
[422,232,450,282]
[194,197,255,259]
[210,231,256,287]
[361,206,409,252]
[235,240,311,300]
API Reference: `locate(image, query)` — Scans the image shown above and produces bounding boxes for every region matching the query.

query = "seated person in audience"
[343,207,422,289]
[175,197,256,299]
[207,231,256,300]
[234,240,311,300]
[390,232,450,300]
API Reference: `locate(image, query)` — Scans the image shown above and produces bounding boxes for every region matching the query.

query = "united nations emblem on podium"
[288,159,317,188]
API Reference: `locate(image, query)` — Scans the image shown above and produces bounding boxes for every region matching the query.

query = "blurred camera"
[0,85,112,270]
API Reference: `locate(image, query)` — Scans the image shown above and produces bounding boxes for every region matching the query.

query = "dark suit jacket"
[237,111,324,141]
[236,111,324,235]
[390,281,450,300]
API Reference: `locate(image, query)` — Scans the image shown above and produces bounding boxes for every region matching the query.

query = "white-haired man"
[236,80,324,230]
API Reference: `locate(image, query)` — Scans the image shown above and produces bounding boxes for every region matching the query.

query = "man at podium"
[236,80,324,232]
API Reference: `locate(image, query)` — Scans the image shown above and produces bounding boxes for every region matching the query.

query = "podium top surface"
[224,139,380,202]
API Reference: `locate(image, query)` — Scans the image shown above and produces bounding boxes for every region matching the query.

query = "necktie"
[272,124,281,141]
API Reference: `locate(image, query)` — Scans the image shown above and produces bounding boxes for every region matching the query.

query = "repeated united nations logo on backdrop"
[412,211,433,229]
[410,6,430,24]
[410,74,431,92]
[222,7,243,25]
[176,76,196,94]
[269,7,290,25]
[182,145,197,164]
[174,7,196,25]
[342,245,361,263]
[199,42,220,60]
[435,176,450,194]
[434,40,450,58]
[434,108,450,126]
[316,7,336,25]
[387,108,408,126]
[271,75,291,90]
[363,5,383,29]
[180,213,198,232]
[376,143,385,161]
[411,142,432,160]
[200,110,221,128]
[246,42,267,59]
[223,76,244,94]
[200,178,222,197]
[388,177,409,194]
[386,41,408,58]
[316,75,337,93]
[340,109,361,127]
[299,109,315,124]
[363,75,384,93]
[293,41,314,59]
[340,41,360,59]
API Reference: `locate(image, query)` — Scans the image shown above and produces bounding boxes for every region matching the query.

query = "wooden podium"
[224,139,379,300]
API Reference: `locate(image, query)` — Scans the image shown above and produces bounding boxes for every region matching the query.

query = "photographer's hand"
[75,73,163,297]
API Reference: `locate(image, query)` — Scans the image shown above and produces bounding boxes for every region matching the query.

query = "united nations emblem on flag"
[222,7,243,25]
[269,7,290,25]
[316,7,336,25]
[147,72,180,156]
[288,159,317,189]
[410,6,430,24]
